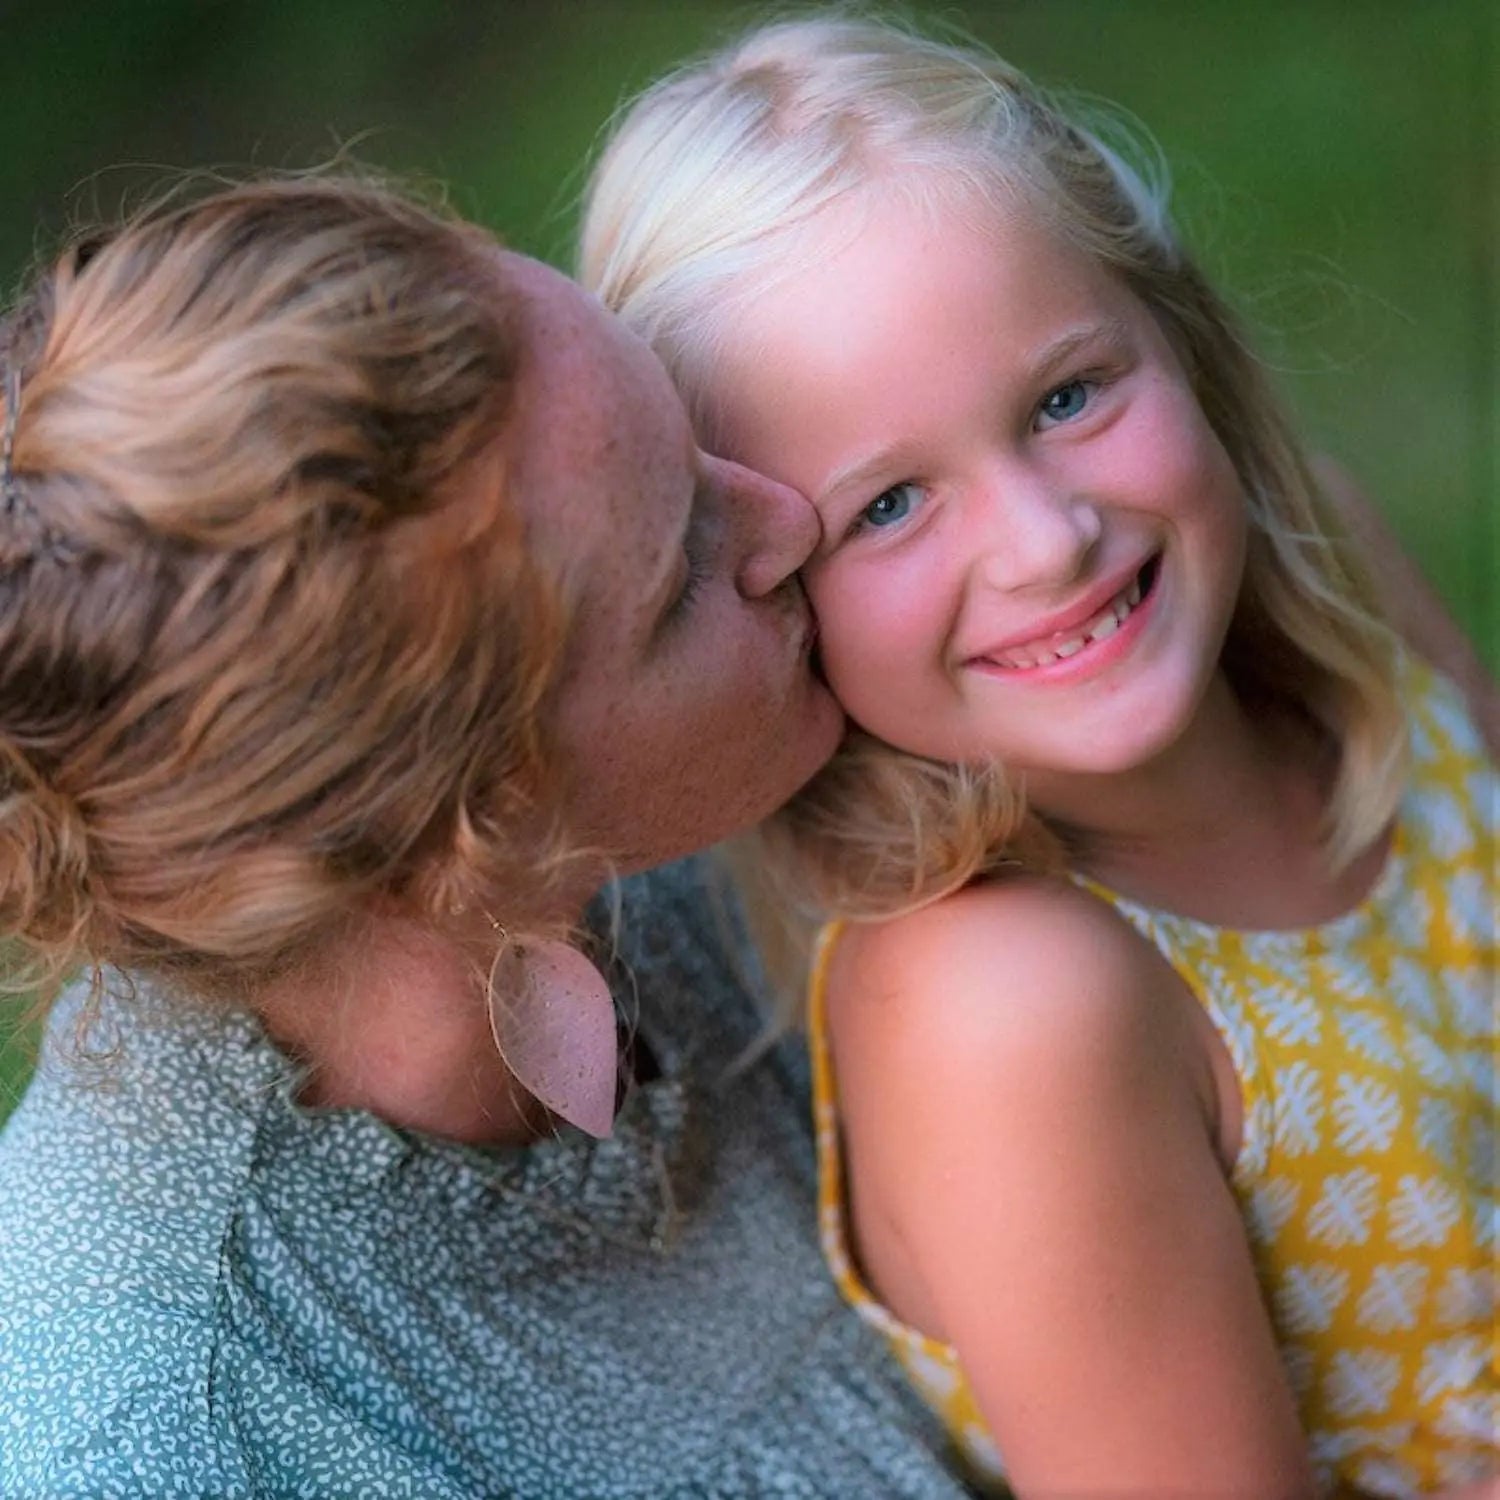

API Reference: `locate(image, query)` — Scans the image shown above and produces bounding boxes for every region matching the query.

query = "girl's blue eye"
[858,482,920,531]
[1038,379,1091,426]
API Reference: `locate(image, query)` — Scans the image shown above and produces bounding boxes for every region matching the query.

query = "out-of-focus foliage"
[0,0,1493,1116]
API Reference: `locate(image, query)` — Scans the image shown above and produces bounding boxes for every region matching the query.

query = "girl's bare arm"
[829,879,1319,1499]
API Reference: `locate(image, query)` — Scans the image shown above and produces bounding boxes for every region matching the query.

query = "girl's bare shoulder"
[827,873,1175,1067]
[824,873,1228,1202]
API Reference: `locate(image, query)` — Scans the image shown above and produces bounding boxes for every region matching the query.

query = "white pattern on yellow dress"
[809,660,1496,1499]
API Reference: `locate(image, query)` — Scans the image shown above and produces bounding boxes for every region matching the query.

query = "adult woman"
[0,176,969,1497]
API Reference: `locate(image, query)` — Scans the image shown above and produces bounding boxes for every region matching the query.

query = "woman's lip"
[964,558,1160,683]
[789,596,820,665]
[963,555,1156,662]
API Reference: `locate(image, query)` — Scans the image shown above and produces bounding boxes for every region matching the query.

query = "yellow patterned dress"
[810,661,1496,1498]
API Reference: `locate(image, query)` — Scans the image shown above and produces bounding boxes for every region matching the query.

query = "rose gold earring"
[485,925,618,1140]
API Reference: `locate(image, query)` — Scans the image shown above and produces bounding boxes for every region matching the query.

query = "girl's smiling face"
[710,193,1249,790]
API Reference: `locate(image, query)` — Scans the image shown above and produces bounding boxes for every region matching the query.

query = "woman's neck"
[257,915,555,1147]
[1025,674,1384,929]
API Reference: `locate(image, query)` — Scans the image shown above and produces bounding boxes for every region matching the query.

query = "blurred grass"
[0,964,40,1125]
[1,0,1494,1121]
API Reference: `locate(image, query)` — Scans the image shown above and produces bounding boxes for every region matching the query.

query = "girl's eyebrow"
[816,449,906,511]
[1029,317,1132,384]
[814,318,1132,511]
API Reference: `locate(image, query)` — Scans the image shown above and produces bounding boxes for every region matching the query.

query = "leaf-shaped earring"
[488,935,618,1139]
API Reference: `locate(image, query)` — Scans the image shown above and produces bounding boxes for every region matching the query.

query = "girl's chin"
[845,671,1207,775]
[995,713,1202,785]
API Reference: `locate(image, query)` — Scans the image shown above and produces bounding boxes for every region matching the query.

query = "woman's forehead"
[496,252,692,599]
[501,251,682,457]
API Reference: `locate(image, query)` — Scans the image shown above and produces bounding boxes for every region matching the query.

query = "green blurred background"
[0,0,1494,1120]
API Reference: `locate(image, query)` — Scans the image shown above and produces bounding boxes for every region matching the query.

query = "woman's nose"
[708,454,820,598]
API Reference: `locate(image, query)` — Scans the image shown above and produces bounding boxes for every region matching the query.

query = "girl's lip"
[965,556,1161,683]
[964,555,1157,662]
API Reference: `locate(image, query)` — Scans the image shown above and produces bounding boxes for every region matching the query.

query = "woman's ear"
[489,938,619,1139]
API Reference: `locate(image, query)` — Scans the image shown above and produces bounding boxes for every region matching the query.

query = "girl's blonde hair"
[0,173,577,1011]
[581,11,1405,929]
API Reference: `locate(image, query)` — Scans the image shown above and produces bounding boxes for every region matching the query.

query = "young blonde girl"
[579,15,1497,1499]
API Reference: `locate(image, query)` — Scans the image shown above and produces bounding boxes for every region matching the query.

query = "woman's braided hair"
[0,173,575,1012]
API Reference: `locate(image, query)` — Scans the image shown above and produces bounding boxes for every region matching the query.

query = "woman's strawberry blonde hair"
[0,173,578,1012]
[580,12,1406,940]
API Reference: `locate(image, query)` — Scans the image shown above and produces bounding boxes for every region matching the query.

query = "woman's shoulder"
[1,981,279,1234]
[0,1339,251,1498]
[0,994,262,1494]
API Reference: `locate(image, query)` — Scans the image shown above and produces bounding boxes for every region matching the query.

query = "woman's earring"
[488,933,618,1140]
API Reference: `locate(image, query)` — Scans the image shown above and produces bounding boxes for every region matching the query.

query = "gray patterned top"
[0,857,970,1498]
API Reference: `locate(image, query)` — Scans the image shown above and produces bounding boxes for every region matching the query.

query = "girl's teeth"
[991,568,1149,670]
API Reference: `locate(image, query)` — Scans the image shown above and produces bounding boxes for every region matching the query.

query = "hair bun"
[0,738,96,984]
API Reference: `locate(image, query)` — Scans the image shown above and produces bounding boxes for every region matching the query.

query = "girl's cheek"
[812,573,882,683]
[804,564,852,634]
[825,569,934,671]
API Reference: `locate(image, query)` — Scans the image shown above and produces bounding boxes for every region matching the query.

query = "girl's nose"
[708,454,820,599]
[973,472,1103,594]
